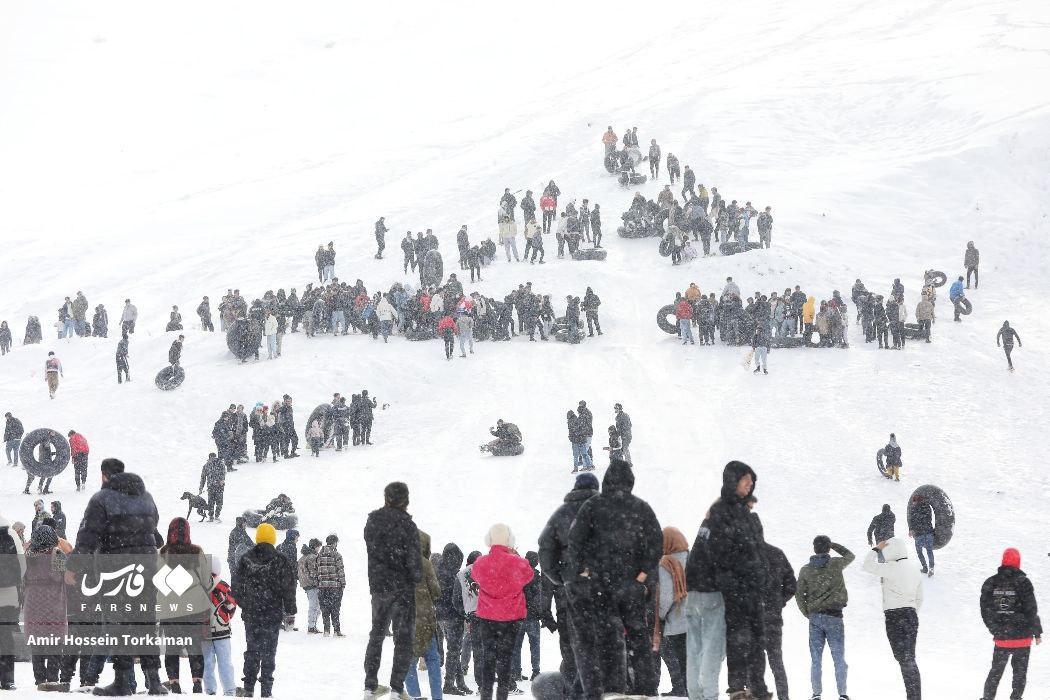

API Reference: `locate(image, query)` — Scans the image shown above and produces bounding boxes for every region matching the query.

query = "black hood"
[564,487,598,505]
[719,460,757,502]
[440,543,464,572]
[602,459,635,495]
[882,504,892,514]
[106,472,146,497]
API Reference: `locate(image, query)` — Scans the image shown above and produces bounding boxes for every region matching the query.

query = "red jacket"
[675,300,693,320]
[69,432,89,456]
[471,545,534,622]
[437,316,457,333]
[540,196,556,212]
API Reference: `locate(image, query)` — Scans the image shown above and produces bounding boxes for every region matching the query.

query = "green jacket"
[795,543,854,617]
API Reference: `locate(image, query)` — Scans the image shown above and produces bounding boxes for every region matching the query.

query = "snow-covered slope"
[2,0,1050,696]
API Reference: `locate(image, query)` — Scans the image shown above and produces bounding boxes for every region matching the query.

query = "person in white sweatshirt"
[264,311,279,359]
[862,538,923,700]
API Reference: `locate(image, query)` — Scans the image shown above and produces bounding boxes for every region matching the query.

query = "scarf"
[653,527,690,650]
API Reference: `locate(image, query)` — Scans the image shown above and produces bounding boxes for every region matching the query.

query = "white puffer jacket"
[862,538,923,611]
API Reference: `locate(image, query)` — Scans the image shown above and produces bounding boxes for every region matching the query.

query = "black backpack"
[0,526,22,587]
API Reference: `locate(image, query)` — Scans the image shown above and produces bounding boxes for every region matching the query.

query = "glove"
[540,613,558,633]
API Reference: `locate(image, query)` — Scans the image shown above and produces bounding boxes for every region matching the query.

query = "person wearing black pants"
[198,453,226,522]
[648,140,661,179]
[363,483,421,699]
[758,541,795,700]
[980,547,1041,700]
[885,608,921,699]
[863,540,923,700]
[590,206,602,248]
[996,321,1022,370]
[478,620,520,700]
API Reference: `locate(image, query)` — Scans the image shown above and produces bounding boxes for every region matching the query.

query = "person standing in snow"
[980,548,1041,700]
[435,542,470,695]
[169,335,184,367]
[457,225,471,270]
[862,539,923,700]
[457,311,475,358]
[4,413,23,467]
[565,460,663,699]
[915,294,934,343]
[752,325,771,375]
[231,522,297,698]
[757,207,773,249]
[375,217,388,259]
[883,433,903,481]
[317,534,346,637]
[439,314,457,360]
[907,494,936,577]
[581,288,602,337]
[795,536,854,700]
[613,404,632,464]
[363,482,421,700]
[601,126,617,156]
[0,321,11,354]
[402,232,417,274]
[867,505,896,548]
[68,430,90,492]
[648,139,661,179]
[684,507,725,700]
[198,297,214,332]
[681,166,696,202]
[590,204,602,248]
[758,534,795,700]
[566,411,591,473]
[44,351,62,399]
[949,275,966,321]
[198,453,226,522]
[470,524,534,700]
[656,527,690,696]
[707,461,768,700]
[965,241,980,289]
[666,153,680,184]
[996,321,1022,370]
[264,311,278,360]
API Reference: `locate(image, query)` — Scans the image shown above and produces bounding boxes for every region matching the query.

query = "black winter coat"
[566,461,662,589]
[980,566,1042,642]
[71,473,161,557]
[867,506,896,544]
[232,543,297,626]
[435,543,465,621]
[762,544,796,624]
[567,416,587,443]
[538,487,599,586]
[615,412,632,443]
[199,457,226,492]
[907,499,934,536]
[685,519,717,593]
[169,340,182,365]
[577,406,594,437]
[708,461,766,603]
[364,506,421,594]
[3,416,23,442]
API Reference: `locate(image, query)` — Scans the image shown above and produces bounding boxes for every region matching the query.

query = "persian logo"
[81,564,147,597]
[152,565,194,596]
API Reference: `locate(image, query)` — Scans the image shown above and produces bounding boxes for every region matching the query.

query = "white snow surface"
[2,0,1050,696]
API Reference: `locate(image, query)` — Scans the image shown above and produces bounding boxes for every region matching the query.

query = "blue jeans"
[202,638,235,696]
[571,442,591,470]
[679,319,695,343]
[381,320,393,341]
[684,591,725,700]
[330,309,346,334]
[512,619,541,677]
[60,320,75,338]
[322,264,334,282]
[306,588,320,630]
[405,636,443,700]
[266,335,277,358]
[459,331,474,356]
[809,613,848,696]
[5,439,19,466]
[914,534,935,570]
[779,318,794,337]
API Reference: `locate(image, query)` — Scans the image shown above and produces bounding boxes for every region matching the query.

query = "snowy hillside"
[2,0,1050,697]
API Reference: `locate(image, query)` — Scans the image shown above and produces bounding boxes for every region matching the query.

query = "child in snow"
[307,419,323,457]
[603,426,624,463]
[202,559,238,696]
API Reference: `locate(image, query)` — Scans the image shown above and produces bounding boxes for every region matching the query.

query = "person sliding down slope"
[481,420,522,456]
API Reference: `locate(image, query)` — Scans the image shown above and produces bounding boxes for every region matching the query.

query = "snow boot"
[38,681,71,692]
[92,673,134,696]
[455,676,471,695]
[193,680,203,693]
[146,671,169,695]
[362,685,390,700]
[163,679,182,693]
[443,680,464,696]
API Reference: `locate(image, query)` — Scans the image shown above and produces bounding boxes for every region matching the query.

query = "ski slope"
[2,0,1050,696]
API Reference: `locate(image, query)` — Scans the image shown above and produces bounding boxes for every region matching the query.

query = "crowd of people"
[351,460,1038,700]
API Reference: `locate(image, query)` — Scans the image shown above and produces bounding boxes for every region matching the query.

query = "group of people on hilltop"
[354,461,1041,700]
[492,183,603,263]
[670,277,849,352]
[211,395,300,469]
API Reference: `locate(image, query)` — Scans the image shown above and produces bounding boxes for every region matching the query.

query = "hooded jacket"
[232,542,297,625]
[707,461,766,600]
[795,543,854,617]
[980,551,1042,647]
[867,505,896,544]
[862,539,923,611]
[363,505,421,594]
[471,544,534,622]
[538,485,600,586]
[413,531,442,656]
[317,543,345,588]
[3,416,23,442]
[685,518,718,593]
[906,497,934,536]
[566,460,662,590]
[298,548,319,589]
[762,543,796,624]
[435,543,465,621]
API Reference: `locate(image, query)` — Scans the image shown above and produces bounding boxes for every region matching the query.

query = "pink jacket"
[470,545,534,622]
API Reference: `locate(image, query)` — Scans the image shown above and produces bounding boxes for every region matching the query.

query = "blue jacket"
[949,280,964,301]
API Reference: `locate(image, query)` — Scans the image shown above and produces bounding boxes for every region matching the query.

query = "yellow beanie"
[256,523,277,546]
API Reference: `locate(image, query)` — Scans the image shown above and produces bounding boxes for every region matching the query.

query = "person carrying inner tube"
[949,276,966,322]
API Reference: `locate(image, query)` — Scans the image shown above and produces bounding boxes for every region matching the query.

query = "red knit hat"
[1002,548,1021,569]
[167,517,192,546]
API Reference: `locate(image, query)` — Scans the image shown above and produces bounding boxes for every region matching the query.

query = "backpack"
[0,527,21,587]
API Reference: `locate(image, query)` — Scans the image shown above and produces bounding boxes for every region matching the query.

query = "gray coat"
[0,516,28,608]
[657,551,689,635]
